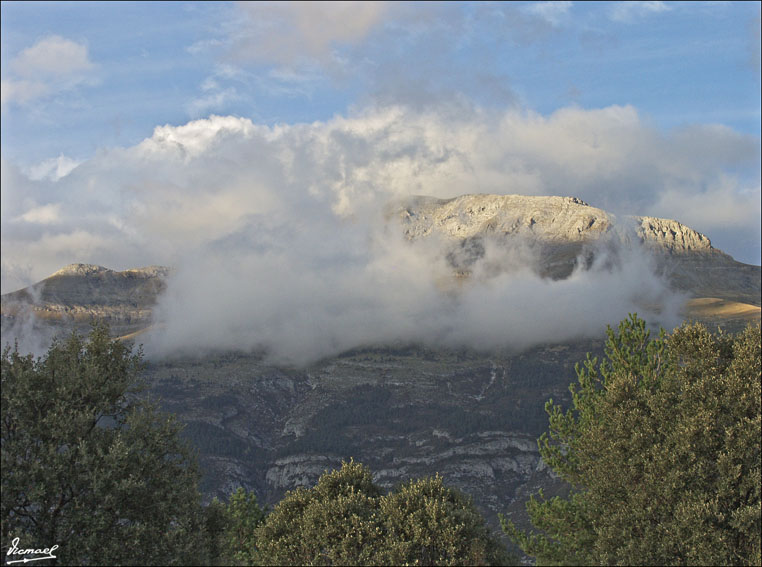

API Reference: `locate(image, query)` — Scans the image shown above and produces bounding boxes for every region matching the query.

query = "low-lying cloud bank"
[146,220,683,366]
[1,103,757,363]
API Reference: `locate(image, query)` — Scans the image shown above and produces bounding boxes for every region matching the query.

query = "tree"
[503,315,761,565]
[1,325,205,565]
[222,487,266,565]
[233,460,509,566]
[246,460,383,566]
[381,474,509,566]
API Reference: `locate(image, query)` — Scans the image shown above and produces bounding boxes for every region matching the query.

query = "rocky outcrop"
[143,341,590,535]
[1,263,170,337]
[396,195,614,243]
[395,193,716,254]
[264,430,545,517]
[393,194,759,303]
[636,216,713,254]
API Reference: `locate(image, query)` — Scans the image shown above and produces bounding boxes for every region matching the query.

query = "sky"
[1,1,760,362]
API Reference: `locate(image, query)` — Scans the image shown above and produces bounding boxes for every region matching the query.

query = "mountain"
[2,194,759,548]
[4,194,757,339]
[1,264,169,338]
[393,194,760,306]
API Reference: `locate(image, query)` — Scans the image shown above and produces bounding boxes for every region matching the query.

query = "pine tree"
[503,315,761,565]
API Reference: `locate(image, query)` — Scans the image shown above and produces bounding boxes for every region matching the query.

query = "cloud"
[198,3,548,113]
[24,154,82,182]
[1,78,50,106]
[1,104,758,362]
[231,1,389,66]
[19,203,62,224]
[147,225,683,366]
[186,38,225,56]
[186,87,241,118]
[523,1,573,27]
[609,1,671,23]
[1,35,97,108]
[10,35,94,77]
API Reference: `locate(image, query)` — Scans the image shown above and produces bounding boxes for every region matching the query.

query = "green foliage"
[198,488,267,566]
[503,315,762,566]
[225,488,266,565]
[202,498,231,566]
[247,461,383,566]
[381,475,510,566]
[1,325,205,565]
[232,460,509,566]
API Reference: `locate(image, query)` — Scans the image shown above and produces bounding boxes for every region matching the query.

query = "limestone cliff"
[394,194,715,250]
[393,194,758,303]
[1,263,170,337]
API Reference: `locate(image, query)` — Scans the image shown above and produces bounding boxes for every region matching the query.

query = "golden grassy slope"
[682,297,761,323]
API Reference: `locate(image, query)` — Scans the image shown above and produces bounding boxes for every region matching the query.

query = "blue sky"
[1,1,761,295]
[2,1,758,161]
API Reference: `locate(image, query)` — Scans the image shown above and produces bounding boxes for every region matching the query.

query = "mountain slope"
[393,194,760,305]
[1,264,169,337]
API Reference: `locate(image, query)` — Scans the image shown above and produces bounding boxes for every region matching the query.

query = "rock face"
[394,194,716,251]
[393,194,759,303]
[144,341,591,540]
[636,216,713,253]
[1,263,170,338]
[397,195,615,243]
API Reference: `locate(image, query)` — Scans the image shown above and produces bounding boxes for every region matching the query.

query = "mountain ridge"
[394,193,758,304]
[2,194,759,342]
[2,194,762,342]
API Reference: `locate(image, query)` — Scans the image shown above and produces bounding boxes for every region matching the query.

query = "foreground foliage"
[226,460,510,566]
[503,315,761,565]
[1,325,205,565]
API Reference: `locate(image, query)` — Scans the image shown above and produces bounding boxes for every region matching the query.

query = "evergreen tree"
[381,474,508,566]
[236,460,509,566]
[248,461,383,566]
[503,315,761,565]
[1,325,205,565]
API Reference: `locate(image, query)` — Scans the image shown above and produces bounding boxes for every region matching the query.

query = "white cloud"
[136,114,256,161]
[523,1,573,27]
[1,104,758,361]
[186,87,241,118]
[653,174,761,239]
[186,38,225,56]
[232,1,389,66]
[1,78,50,106]
[24,154,82,182]
[11,35,94,77]
[19,203,62,224]
[610,1,671,23]
[2,35,96,107]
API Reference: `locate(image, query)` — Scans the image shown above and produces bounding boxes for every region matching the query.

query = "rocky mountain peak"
[395,193,716,255]
[2,264,171,339]
[48,264,171,280]
[2,193,758,345]
[50,263,112,277]
[636,216,713,253]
